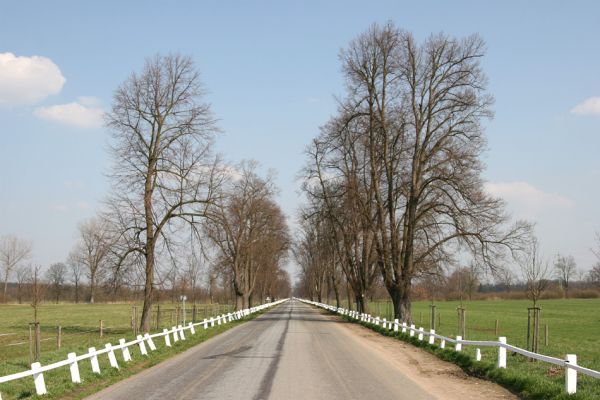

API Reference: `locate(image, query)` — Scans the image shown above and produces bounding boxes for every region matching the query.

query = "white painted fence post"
[441,339,446,349]
[137,335,148,355]
[89,347,100,373]
[203,318,208,329]
[119,338,132,361]
[178,325,185,340]
[382,318,387,328]
[218,316,222,325]
[429,329,435,345]
[31,362,47,395]
[565,354,577,394]
[210,317,215,327]
[498,337,506,368]
[105,343,119,369]
[409,324,415,337]
[172,326,179,343]
[394,319,399,332]
[68,352,81,383]
[475,348,481,361]
[145,333,157,351]
[163,328,171,347]
[189,322,195,334]
[402,322,407,333]
[418,327,424,341]
[455,336,462,352]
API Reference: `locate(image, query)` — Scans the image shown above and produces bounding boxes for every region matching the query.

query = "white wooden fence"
[298,298,600,395]
[0,299,287,398]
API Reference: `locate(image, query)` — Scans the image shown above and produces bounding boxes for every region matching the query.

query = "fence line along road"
[298,298,600,396]
[0,299,287,398]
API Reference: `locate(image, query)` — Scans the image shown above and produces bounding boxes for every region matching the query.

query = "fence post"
[163,329,171,347]
[31,362,47,395]
[409,324,415,337]
[210,317,215,327]
[105,343,119,369]
[382,318,387,329]
[178,325,185,340]
[119,338,132,361]
[455,336,462,352]
[440,339,446,349]
[402,322,407,333]
[203,318,208,329]
[189,322,195,334]
[429,329,435,345]
[89,347,101,373]
[144,333,156,351]
[475,348,481,361]
[418,327,424,341]
[137,335,148,355]
[68,352,81,383]
[565,354,577,394]
[394,319,399,332]
[172,326,179,343]
[57,326,62,349]
[498,337,507,368]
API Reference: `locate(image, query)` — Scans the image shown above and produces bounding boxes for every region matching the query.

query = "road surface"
[87,299,515,400]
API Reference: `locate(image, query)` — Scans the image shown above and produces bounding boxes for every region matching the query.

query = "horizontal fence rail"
[0,299,288,398]
[297,298,599,396]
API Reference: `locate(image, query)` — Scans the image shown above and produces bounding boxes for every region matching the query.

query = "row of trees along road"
[297,22,531,323]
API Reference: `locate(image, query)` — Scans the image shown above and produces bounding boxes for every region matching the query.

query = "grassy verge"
[0,309,264,399]
[325,307,600,399]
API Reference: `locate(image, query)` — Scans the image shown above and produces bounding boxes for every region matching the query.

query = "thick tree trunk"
[236,293,244,310]
[140,245,155,332]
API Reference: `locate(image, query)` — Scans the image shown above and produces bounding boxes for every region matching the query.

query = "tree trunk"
[3,276,8,303]
[89,275,95,304]
[236,293,244,310]
[74,282,79,304]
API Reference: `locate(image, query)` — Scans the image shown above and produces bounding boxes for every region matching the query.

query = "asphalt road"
[86,299,437,400]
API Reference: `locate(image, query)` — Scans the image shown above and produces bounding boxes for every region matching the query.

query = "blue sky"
[0,1,599,278]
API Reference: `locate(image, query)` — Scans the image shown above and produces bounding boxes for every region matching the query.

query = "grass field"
[0,301,234,399]
[341,298,600,399]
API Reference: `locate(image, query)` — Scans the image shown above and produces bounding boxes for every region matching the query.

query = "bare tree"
[0,235,32,302]
[554,253,577,298]
[496,266,515,292]
[106,54,221,331]
[29,264,45,323]
[46,262,67,303]
[519,237,549,308]
[204,162,289,309]
[15,265,31,304]
[302,23,529,320]
[67,254,84,303]
[71,218,112,303]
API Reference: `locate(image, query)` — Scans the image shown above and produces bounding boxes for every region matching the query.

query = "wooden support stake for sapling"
[99,320,103,338]
[57,326,62,349]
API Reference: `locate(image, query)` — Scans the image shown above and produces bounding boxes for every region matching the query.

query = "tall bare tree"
[554,253,577,298]
[0,235,32,302]
[204,162,289,309]
[106,54,221,331]
[71,218,112,303]
[302,23,529,320]
[46,262,67,303]
[519,236,549,308]
[67,254,84,303]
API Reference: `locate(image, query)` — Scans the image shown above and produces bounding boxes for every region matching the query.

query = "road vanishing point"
[86,299,515,400]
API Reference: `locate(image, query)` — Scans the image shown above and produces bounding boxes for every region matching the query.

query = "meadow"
[0,302,238,399]
[346,298,600,399]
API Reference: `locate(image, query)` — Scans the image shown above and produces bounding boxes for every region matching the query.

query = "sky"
[0,1,599,281]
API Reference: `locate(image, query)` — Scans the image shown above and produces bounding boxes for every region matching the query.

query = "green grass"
[335,298,600,399]
[0,302,236,399]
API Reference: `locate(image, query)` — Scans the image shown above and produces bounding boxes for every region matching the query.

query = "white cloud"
[485,181,574,218]
[0,52,65,105]
[34,97,104,129]
[570,97,600,116]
